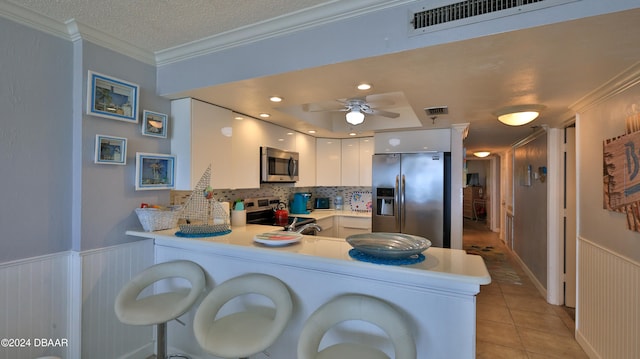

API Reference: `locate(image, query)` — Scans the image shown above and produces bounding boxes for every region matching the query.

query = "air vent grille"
[425,106,449,116]
[412,0,546,29]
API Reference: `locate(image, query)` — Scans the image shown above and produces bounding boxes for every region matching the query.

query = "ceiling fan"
[307,97,400,125]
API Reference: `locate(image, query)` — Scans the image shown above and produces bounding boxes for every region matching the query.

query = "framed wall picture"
[135,152,176,190]
[142,110,168,138]
[94,134,127,165]
[87,71,139,123]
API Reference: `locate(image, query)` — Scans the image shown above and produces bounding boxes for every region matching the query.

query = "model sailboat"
[178,165,231,236]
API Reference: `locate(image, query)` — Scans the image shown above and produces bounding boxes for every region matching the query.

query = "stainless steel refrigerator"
[372,152,451,247]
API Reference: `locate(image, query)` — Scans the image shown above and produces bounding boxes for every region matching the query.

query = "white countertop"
[127,220,490,288]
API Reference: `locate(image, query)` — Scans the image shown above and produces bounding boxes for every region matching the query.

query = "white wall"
[513,134,548,288]
[0,14,73,262]
[575,65,640,358]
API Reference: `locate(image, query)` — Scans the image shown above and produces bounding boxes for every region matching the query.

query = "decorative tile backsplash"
[171,184,372,211]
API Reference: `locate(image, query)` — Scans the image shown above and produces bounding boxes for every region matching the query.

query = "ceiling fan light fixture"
[346,109,365,125]
[473,151,491,158]
[495,105,545,126]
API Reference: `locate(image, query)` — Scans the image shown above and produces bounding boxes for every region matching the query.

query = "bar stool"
[115,260,206,359]
[297,294,416,359]
[193,273,292,359]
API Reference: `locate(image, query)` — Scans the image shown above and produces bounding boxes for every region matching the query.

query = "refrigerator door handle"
[401,174,406,230]
[395,175,401,231]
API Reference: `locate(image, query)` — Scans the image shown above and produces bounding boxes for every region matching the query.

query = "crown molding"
[0,1,156,65]
[570,61,640,113]
[0,0,69,40]
[2,0,413,67]
[65,19,155,65]
[154,0,414,66]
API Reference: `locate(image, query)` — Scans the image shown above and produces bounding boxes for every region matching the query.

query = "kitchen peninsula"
[126,215,490,358]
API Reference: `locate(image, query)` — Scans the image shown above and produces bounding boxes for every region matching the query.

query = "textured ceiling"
[15,0,332,52]
[7,1,640,156]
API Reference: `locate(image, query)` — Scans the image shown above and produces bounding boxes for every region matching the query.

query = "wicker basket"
[135,206,182,232]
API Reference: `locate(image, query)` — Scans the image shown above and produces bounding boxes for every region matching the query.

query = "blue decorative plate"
[349,249,425,265]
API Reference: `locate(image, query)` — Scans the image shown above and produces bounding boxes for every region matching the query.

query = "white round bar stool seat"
[193,273,292,359]
[115,260,206,358]
[297,294,416,359]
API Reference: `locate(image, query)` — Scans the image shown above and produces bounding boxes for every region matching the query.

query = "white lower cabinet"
[315,216,336,237]
[337,216,371,238]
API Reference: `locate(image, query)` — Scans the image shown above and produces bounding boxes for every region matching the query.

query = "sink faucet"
[285,217,323,233]
[293,223,323,234]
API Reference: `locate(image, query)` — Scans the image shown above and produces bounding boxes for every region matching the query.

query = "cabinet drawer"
[339,216,371,229]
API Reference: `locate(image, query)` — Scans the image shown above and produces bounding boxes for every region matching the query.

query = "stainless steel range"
[244,197,319,234]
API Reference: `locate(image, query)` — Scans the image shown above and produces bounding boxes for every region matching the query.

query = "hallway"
[464,219,587,358]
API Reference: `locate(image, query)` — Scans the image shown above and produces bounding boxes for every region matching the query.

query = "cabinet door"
[359,137,374,186]
[315,216,336,237]
[231,117,262,189]
[338,216,371,238]
[262,121,296,152]
[192,100,233,189]
[341,138,360,186]
[171,98,233,190]
[296,132,316,187]
[316,138,341,186]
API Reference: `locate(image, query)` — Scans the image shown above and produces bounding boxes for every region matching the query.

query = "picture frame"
[87,70,139,123]
[94,134,127,165]
[135,152,176,190]
[141,110,168,138]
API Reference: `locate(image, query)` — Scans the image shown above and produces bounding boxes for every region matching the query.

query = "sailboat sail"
[179,165,231,236]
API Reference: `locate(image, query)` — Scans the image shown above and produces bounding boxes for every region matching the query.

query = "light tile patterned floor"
[464,219,587,359]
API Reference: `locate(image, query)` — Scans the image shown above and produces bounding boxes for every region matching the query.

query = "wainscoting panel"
[81,239,154,359]
[0,252,70,359]
[577,237,640,359]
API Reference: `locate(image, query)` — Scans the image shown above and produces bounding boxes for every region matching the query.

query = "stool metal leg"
[157,322,167,359]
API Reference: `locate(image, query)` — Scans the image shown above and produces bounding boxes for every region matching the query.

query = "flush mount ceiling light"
[473,151,490,158]
[269,96,283,102]
[495,105,545,126]
[346,109,365,125]
[357,83,372,91]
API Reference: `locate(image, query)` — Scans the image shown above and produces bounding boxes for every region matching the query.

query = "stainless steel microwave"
[261,146,299,183]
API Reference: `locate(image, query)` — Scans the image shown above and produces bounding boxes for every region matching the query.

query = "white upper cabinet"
[341,138,360,186]
[172,99,265,190]
[296,132,316,187]
[359,137,374,186]
[171,98,233,190]
[230,116,262,189]
[341,137,373,186]
[262,121,296,152]
[316,138,341,186]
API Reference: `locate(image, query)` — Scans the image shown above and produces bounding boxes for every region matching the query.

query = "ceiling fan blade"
[369,108,400,118]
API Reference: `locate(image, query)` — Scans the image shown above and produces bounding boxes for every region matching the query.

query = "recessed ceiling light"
[234,116,244,120]
[259,113,271,118]
[349,132,357,136]
[357,83,372,91]
[308,130,316,134]
[270,96,283,102]
[287,132,294,136]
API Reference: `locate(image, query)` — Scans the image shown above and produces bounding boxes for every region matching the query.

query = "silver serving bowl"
[346,233,432,259]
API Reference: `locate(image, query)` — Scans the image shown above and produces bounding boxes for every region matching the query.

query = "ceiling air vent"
[410,0,577,33]
[425,106,449,116]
